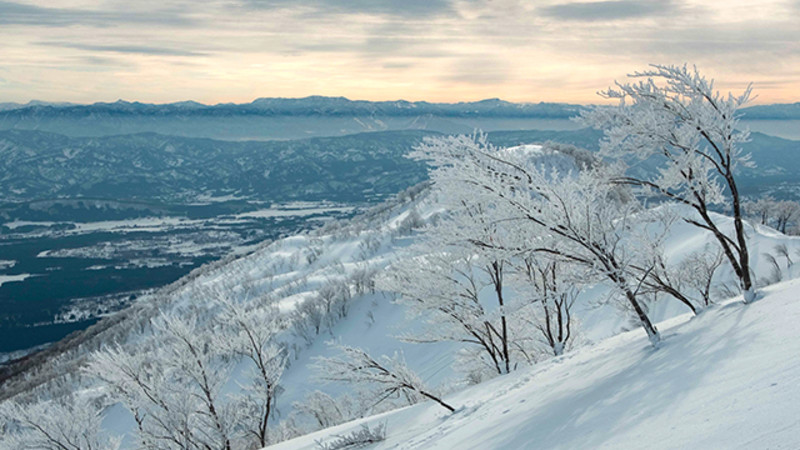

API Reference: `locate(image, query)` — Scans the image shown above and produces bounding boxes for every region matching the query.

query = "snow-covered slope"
[269,278,800,450]
[5,144,800,449]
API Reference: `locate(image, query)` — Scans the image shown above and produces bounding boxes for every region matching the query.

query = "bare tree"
[775,243,793,268]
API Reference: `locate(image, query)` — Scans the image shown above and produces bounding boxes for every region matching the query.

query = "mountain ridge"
[1,97,797,118]
[1,128,798,209]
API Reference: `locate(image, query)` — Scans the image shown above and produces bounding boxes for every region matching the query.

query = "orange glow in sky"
[1,0,798,105]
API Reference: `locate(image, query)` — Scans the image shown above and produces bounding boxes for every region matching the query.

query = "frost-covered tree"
[214,296,286,448]
[629,212,701,314]
[420,200,520,374]
[743,196,775,226]
[775,201,800,234]
[0,394,119,450]
[313,345,455,413]
[293,391,354,430]
[154,314,234,450]
[87,344,191,449]
[378,252,517,376]
[411,135,662,345]
[314,423,386,450]
[743,196,800,234]
[87,314,236,450]
[681,245,726,306]
[582,64,756,303]
[512,256,577,356]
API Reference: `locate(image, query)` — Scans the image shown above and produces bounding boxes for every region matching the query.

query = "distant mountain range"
[0,97,585,140]
[0,97,795,140]
[0,97,581,117]
[0,101,78,112]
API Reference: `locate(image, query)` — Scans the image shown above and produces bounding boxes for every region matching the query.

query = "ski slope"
[269,278,800,450]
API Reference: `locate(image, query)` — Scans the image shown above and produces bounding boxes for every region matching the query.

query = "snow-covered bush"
[314,423,386,450]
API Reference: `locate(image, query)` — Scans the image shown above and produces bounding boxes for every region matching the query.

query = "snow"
[11,170,799,450]
[5,204,354,236]
[86,185,800,449]
[0,273,32,287]
[3,220,58,230]
[268,278,800,450]
[234,206,354,219]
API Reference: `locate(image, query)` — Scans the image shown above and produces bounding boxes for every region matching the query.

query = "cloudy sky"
[1,0,798,104]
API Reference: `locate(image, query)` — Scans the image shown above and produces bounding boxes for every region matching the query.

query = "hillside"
[3,141,800,449]
[2,129,799,209]
[270,278,800,450]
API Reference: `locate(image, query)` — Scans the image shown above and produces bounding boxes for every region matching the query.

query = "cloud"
[539,0,678,21]
[0,0,195,27]
[39,42,207,57]
[446,56,510,85]
[382,62,413,69]
[241,0,455,17]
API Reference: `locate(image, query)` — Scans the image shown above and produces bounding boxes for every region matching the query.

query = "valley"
[0,202,357,356]
[2,122,800,358]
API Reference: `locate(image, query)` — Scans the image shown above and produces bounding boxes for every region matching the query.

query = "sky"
[1,0,798,105]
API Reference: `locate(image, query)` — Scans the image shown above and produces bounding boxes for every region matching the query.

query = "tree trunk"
[729,173,755,303]
[624,288,660,346]
[491,261,511,374]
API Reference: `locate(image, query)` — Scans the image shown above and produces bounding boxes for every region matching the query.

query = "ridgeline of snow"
[269,278,800,450]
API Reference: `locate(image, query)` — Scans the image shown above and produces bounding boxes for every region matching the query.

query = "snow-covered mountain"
[0,97,796,141]
[0,98,583,140]
[0,129,431,206]
[3,149,800,448]
[2,129,799,208]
